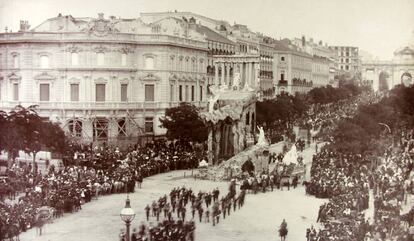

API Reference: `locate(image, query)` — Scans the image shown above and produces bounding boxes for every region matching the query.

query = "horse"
[278,225,288,241]
[2,224,20,241]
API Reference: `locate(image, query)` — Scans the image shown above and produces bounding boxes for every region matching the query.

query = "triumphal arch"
[361,46,414,91]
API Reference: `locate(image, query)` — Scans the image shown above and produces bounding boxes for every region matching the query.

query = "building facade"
[274,41,313,95]
[330,45,360,74]
[0,13,209,146]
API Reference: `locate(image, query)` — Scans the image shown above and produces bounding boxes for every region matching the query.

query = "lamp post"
[120,195,135,241]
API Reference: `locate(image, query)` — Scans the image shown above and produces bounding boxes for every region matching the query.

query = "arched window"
[40,55,49,69]
[97,53,105,66]
[71,52,79,66]
[145,56,154,70]
[121,53,127,66]
[12,55,19,68]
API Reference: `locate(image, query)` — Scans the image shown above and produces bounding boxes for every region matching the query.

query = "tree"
[159,103,208,143]
[4,105,68,171]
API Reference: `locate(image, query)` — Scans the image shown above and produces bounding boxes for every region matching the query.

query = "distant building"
[330,45,360,74]
[273,40,313,95]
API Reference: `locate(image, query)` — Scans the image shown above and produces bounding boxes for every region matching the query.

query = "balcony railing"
[0,32,208,49]
[0,100,208,111]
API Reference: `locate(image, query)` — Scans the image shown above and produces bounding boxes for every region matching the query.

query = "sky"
[0,0,413,59]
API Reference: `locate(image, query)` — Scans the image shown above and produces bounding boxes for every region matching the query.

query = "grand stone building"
[0,13,209,146]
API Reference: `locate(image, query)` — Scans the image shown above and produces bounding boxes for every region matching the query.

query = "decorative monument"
[199,55,270,180]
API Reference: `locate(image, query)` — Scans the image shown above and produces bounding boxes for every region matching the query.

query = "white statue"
[256,126,268,146]
[243,79,254,91]
[208,85,221,113]
[232,72,241,90]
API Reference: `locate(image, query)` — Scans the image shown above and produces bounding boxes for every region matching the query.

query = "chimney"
[302,35,306,47]
[19,20,30,32]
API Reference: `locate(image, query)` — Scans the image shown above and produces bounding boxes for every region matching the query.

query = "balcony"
[0,100,208,111]
[278,80,288,86]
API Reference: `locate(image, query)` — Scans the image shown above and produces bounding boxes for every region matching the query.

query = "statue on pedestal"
[232,72,241,90]
[208,85,221,113]
[256,126,268,146]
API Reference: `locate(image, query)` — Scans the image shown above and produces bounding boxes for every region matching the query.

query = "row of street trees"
[330,84,414,154]
[158,83,366,144]
[0,105,66,169]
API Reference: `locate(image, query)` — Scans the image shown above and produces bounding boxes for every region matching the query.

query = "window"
[179,85,183,101]
[93,118,108,141]
[39,84,50,101]
[145,56,154,70]
[345,65,349,71]
[145,117,153,133]
[13,55,19,68]
[185,85,189,101]
[40,55,49,69]
[199,86,203,101]
[145,84,154,101]
[71,53,79,66]
[95,84,106,102]
[121,84,128,102]
[13,83,19,101]
[281,56,285,61]
[68,119,82,137]
[246,112,250,125]
[70,83,79,101]
[191,85,195,101]
[97,53,104,66]
[121,53,127,66]
[170,84,174,101]
[117,118,127,137]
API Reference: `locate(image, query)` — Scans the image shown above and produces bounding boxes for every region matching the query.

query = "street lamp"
[120,195,135,241]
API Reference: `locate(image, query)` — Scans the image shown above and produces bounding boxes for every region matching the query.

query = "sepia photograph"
[0,0,414,240]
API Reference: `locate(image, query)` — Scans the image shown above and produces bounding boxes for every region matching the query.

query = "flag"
[283,145,298,165]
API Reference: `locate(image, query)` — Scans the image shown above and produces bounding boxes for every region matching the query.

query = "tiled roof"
[194,25,234,45]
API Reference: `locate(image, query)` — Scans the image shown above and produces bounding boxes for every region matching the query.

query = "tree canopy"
[159,102,208,143]
[0,105,67,168]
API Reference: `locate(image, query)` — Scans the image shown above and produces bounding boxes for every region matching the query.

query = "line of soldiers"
[132,183,247,240]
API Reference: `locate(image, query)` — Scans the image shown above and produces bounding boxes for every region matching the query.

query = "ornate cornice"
[7,72,21,81]
[118,46,135,54]
[34,72,56,80]
[139,73,161,82]
[93,45,109,53]
[66,45,83,53]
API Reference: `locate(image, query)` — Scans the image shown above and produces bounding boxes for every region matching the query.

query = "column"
[214,62,219,86]
[225,63,230,87]
[251,62,255,87]
[246,62,251,88]
[220,62,224,86]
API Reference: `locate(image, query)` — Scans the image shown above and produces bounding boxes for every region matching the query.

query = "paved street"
[18,144,325,241]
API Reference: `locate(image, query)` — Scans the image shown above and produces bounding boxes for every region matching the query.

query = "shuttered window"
[39,84,50,101]
[191,85,195,101]
[95,84,105,102]
[145,84,154,101]
[13,83,19,101]
[121,84,128,102]
[70,84,79,101]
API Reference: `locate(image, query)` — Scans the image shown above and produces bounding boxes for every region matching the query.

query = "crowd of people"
[304,91,414,240]
[0,140,205,240]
